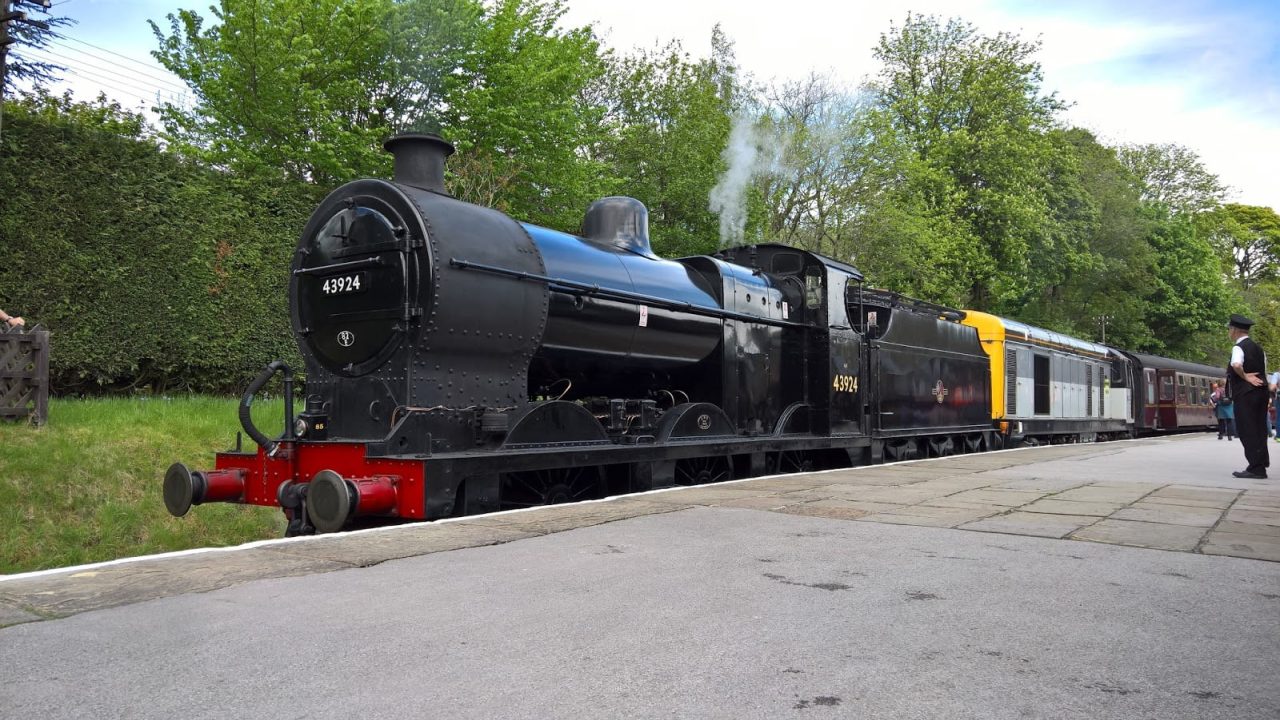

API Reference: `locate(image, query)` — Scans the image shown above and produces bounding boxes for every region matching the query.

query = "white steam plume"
[708,113,788,247]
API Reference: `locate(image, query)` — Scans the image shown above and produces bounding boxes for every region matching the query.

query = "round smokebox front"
[291,182,428,377]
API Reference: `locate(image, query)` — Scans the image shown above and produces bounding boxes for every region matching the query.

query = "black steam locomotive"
[162,134,1000,534]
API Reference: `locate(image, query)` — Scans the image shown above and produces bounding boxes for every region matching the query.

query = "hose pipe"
[240,360,295,454]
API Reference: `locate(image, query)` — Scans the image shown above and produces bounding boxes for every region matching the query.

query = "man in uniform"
[1228,314,1268,478]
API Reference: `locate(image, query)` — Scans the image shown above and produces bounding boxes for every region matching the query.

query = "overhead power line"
[25,46,184,101]
[51,31,178,78]
[24,45,184,93]
[46,39,186,92]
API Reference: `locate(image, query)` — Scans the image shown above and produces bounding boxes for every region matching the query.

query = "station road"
[2,434,1278,719]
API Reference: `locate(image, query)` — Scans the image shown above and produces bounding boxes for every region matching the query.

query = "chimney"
[383,133,455,194]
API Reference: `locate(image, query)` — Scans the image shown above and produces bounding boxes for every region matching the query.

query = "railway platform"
[2,433,1278,718]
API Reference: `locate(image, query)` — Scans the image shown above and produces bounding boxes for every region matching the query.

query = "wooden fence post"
[0,324,50,426]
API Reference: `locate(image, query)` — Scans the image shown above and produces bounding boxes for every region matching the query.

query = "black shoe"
[1233,470,1267,479]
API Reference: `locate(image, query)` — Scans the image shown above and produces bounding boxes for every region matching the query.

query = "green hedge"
[0,95,316,393]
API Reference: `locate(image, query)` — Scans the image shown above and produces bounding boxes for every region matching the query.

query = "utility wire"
[26,47,185,99]
[51,31,179,79]
[27,62,176,109]
[46,39,185,91]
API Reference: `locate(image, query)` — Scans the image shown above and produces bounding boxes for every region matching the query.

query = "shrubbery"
[0,93,313,393]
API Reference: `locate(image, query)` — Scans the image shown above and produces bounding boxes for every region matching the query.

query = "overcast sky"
[26,0,1280,211]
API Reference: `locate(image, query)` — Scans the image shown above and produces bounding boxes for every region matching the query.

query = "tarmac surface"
[2,433,1279,718]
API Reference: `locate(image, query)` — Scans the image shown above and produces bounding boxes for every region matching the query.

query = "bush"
[0,92,315,393]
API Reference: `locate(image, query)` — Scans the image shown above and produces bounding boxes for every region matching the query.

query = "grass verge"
[0,396,289,574]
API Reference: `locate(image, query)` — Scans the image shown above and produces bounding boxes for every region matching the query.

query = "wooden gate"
[0,324,49,426]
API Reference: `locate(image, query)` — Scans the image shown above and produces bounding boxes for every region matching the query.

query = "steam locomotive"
[163,134,1220,535]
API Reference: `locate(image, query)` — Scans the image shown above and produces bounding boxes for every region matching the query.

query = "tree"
[380,0,482,133]
[151,0,404,184]
[440,0,608,230]
[754,74,878,260]
[593,29,739,256]
[868,14,1070,310]
[1117,143,1227,217]
[1015,128,1156,348]
[1199,204,1280,289]
[1,1,72,94]
[151,0,608,230]
[1142,212,1233,358]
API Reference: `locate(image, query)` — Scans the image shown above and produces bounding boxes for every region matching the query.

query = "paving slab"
[1201,532,1280,562]
[640,487,777,506]
[1235,500,1280,512]
[768,491,901,515]
[908,477,1001,493]
[945,488,1049,506]
[1051,486,1155,504]
[960,512,1098,538]
[1110,503,1225,528]
[1225,508,1280,527]
[989,476,1087,492]
[1238,493,1280,509]
[799,484,949,505]
[1072,519,1207,552]
[1215,520,1280,538]
[461,498,687,533]
[919,498,1008,512]
[1150,486,1242,505]
[714,495,802,511]
[853,511,978,528]
[1140,495,1237,510]
[862,504,1002,525]
[1020,498,1124,517]
[732,478,831,494]
[774,500,874,521]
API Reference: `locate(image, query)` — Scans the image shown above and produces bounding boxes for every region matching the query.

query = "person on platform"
[1270,370,1280,442]
[1211,381,1235,441]
[1227,314,1269,479]
[0,309,23,329]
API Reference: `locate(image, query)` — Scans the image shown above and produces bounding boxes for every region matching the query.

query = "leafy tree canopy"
[1118,142,1228,217]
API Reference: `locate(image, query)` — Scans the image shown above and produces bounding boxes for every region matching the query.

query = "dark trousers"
[1218,418,1235,439]
[1234,390,1270,475]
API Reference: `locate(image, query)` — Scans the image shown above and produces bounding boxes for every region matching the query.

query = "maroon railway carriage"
[1124,352,1221,433]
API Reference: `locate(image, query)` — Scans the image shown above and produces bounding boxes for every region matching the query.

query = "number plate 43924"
[321,273,367,296]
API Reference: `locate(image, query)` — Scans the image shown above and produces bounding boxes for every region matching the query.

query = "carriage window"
[1033,354,1050,415]
[1160,376,1174,402]
[1147,377,1156,404]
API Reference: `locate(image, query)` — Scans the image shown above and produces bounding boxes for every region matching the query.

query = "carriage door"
[1143,368,1157,428]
